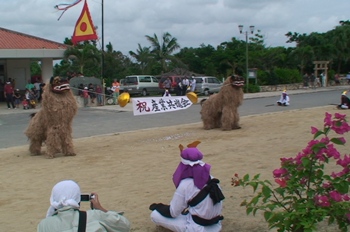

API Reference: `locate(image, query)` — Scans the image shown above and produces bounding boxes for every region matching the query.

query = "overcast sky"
[1,0,349,55]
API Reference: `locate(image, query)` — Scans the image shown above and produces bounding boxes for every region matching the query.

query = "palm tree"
[64,43,100,75]
[145,32,181,73]
[129,44,152,74]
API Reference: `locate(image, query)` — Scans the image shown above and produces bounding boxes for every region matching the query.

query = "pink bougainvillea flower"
[311,126,319,134]
[315,195,331,207]
[324,112,332,127]
[329,190,343,202]
[273,168,288,178]
[280,157,294,165]
[336,155,350,167]
[343,195,350,201]
[322,182,332,189]
[275,178,287,188]
[334,112,346,120]
[325,144,340,159]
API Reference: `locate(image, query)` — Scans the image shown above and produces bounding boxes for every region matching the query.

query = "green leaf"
[253,173,261,180]
[246,207,253,215]
[313,130,324,139]
[249,182,258,192]
[262,185,272,198]
[250,195,260,206]
[243,174,250,182]
[301,157,311,167]
[264,211,273,221]
[331,137,345,145]
[334,182,349,194]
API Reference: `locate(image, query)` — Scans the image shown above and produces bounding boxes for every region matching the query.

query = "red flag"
[71,0,98,45]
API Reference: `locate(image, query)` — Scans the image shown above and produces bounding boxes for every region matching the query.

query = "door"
[12,68,26,90]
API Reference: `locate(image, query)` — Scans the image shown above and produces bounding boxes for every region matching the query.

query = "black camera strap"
[78,210,87,232]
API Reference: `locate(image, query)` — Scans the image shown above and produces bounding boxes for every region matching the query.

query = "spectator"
[13,89,22,109]
[149,141,224,231]
[346,72,350,84]
[176,78,183,96]
[309,73,316,89]
[78,83,84,97]
[320,72,326,87]
[334,73,341,85]
[88,83,96,104]
[190,76,196,92]
[25,79,34,93]
[22,98,29,110]
[4,81,15,109]
[37,180,131,232]
[96,84,103,106]
[162,77,172,95]
[34,79,42,101]
[111,79,120,105]
[182,76,190,95]
[83,87,89,107]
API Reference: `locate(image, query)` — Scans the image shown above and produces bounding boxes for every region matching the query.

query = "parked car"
[122,75,159,96]
[158,75,185,94]
[194,76,223,96]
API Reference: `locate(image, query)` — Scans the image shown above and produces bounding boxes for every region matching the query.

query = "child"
[13,89,21,109]
[22,99,29,110]
[83,87,89,107]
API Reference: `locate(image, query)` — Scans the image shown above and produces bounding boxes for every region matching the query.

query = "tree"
[129,44,152,74]
[63,42,100,76]
[145,32,181,73]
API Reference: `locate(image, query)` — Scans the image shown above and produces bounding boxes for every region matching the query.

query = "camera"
[81,193,94,202]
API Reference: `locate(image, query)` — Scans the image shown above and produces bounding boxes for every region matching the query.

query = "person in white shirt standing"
[182,77,190,95]
[149,141,224,232]
[190,76,196,92]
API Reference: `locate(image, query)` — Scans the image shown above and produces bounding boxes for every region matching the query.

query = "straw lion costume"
[200,75,244,130]
[25,76,78,158]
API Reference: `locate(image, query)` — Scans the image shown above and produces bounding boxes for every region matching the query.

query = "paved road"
[0,87,346,150]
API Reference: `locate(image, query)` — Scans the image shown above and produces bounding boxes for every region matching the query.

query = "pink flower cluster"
[272,112,350,208]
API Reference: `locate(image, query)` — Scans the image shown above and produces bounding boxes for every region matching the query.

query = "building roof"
[0,27,68,49]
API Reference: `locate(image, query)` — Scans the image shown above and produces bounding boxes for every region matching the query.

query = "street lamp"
[238,25,254,93]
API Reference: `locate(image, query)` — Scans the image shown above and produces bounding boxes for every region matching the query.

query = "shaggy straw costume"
[200,75,244,130]
[25,76,78,158]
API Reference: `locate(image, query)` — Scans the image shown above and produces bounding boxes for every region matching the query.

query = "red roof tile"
[0,27,68,49]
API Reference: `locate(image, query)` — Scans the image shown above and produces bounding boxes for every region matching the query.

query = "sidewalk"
[0,86,348,115]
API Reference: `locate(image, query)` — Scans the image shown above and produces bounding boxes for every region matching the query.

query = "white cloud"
[0,0,348,54]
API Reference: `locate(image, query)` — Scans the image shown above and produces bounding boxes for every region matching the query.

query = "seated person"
[37,180,131,232]
[277,90,290,106]
[149,141,224,232]
[337,91,350,109]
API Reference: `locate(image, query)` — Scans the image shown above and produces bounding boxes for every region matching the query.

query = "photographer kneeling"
[37,180,130,232]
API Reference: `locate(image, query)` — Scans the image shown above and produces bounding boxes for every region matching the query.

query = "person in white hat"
[37,180,130,232]
[337,91,350,109]
[277,89,290,106]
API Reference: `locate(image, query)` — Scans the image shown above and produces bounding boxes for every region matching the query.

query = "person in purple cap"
[149,141,224,232]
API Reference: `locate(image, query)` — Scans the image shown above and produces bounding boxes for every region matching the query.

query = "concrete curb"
[0,86,348,115]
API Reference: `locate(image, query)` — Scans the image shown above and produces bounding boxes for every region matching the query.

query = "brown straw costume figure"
[25,76,78,158]
[200,75,244,130]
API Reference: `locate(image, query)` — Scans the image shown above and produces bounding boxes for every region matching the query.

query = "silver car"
[123,75,159,96]
[193,76,223,96]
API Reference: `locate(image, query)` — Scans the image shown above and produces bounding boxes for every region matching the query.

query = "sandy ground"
[0,105,348,232]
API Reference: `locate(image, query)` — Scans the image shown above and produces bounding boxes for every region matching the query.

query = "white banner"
[132,96,193,116]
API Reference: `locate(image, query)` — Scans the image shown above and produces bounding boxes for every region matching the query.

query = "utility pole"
[238,25,254,93]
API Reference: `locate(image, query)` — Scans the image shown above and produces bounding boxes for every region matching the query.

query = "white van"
[194,76,223,96]
[123,75,159,96]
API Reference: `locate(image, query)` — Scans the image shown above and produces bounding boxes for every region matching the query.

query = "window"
[125,77,137,83]
[194,78,203,83]
[152,77,158,83]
